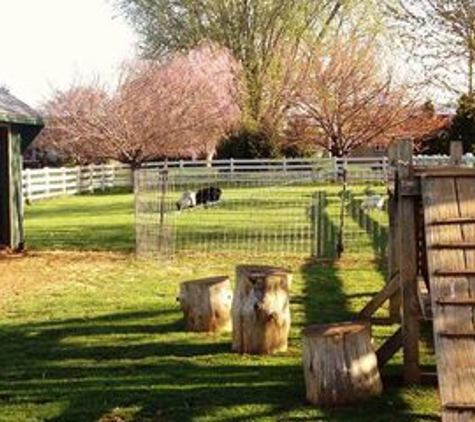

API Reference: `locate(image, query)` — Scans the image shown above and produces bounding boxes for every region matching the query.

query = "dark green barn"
[0,89,43,252]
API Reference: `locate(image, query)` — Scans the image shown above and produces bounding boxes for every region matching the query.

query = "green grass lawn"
[24,191,135,252]
[0,190,440,421]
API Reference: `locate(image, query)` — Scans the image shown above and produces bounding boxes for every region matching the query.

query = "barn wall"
[0,125,11,248]
[10,129,24,250]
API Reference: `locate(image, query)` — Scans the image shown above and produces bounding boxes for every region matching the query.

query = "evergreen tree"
[450,94,475,153]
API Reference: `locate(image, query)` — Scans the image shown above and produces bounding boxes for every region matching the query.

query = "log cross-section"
[302,322,383,406]
[232,265,292,355]
[179,276,233,333]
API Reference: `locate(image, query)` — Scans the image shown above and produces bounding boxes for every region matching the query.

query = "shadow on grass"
[0,292,439,421]
[0,262,438,421]
[346,192,388,277]
[301,259,352,325]
[0,308,301,422]
[299,258,439,422]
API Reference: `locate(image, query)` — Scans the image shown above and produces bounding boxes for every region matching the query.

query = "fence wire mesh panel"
[135,169,322,257]
[345,190,389,256]
[135,167,389,259]
[309,186,389,259]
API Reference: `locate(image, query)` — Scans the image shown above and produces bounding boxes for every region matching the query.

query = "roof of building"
[0,88,43,126]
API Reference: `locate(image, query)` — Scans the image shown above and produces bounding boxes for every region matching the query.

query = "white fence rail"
[22,154,475,202]
[22,164,132,202]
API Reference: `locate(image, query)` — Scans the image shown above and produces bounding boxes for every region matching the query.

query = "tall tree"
[36,44,240,167]
[286,34,411,255]
[288,35,411,158]
[391,0,475,96]
[115,0,352,127]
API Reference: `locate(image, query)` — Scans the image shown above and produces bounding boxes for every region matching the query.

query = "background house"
[354,106,453,156]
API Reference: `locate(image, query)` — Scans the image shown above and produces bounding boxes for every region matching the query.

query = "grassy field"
[0,190,440,421]
[24,191,135,252]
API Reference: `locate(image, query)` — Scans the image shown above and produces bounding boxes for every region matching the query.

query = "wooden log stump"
[302,321,382,407]
[232,265,292,354]
[178,276,233,333]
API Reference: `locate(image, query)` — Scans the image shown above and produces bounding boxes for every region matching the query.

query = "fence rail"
[22,164,132,201]
[22,154,475,202]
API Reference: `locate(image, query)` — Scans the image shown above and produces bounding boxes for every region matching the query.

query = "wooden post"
[89,164,94,193]
[387,189,401,320]
[232,265,292,355]
[44,167,51,197]
[397,140,421,384]
[100,163,106,191]
[387,144,401,320]
[450,141,463,166]
[321,193,327,257]
[158,169,169,255]
[178,276,233,333]
[24,168,32,203]
[62,167,67,194]
[302,322,382,406]
[311,192,324,258]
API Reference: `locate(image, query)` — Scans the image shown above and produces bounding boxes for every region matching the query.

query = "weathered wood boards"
[179,276,233,333]
[388,189,402,320]
[232,265,292,354]
[302,322,382,406]
[398,140,421,384]
[422,173,475,421]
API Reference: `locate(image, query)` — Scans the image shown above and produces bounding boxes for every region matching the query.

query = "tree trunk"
[205,150,215,168]
[179,276,233,333]
[232,265,292,354]
[469,43,474,96]
[302,321,382,407]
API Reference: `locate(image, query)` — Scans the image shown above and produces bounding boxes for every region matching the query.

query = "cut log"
[232,265,292,355]
[302,321,383,406]
[178,276,233,333]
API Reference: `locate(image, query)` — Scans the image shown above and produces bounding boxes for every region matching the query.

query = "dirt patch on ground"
[0,251,132,311]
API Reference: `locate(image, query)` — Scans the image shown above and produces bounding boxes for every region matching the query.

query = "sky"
[0,0,137,107]
[0,1,457,112]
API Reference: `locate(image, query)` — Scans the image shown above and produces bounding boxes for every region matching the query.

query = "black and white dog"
[176,186,222,211]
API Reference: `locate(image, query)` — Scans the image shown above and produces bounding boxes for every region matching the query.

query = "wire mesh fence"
[135,167,390,259]
[346,191,389,257]
[309,187,389,259]
[136,169,318,257]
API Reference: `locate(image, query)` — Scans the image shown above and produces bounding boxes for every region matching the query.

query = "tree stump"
[302,321,382,407]
[178,276,233,333]
[232,265,292,354]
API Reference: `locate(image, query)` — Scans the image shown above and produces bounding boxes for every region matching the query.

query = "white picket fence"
[22,164,132,202]
[21,154,475,202]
